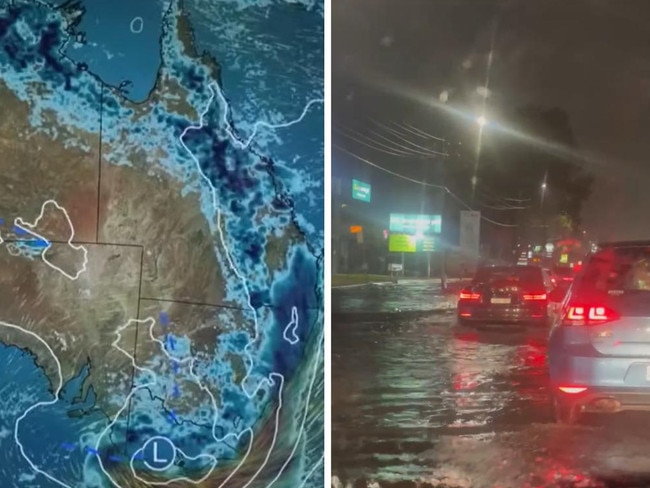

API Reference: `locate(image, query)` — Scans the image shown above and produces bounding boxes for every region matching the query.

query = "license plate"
[491,297,511,304]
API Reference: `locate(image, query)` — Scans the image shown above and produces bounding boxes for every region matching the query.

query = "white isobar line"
[299,455,324,488]
[210,82,323,150]
[1,320,73,488]
[95,317,286,488]
[179,83,322,487]
[14,199,89,281]
[282,306,300,345]
[96,317,216,488]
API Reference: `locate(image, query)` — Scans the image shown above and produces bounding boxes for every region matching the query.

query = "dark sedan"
[457,265,555,326]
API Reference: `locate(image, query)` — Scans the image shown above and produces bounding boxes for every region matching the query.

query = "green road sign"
[352,179,371,202]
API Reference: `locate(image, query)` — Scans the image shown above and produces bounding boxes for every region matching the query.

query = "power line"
[334,126,412,157]
[368,118,449,156]
[334,144,517,228]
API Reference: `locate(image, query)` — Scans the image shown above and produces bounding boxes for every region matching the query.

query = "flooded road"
[332,281,650,488]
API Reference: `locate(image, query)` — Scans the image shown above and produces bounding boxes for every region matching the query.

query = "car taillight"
[459,290,481,300]
[523,293,547,301]
[562,304,619,325]
[558,386,587,394]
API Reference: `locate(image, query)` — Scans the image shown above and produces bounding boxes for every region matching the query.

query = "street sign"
[419,236,437,252]
[389,214,441,235]
[349,225,362,234]
[388,233,417,253]
[352,179,371,202]
[388,263,403,272]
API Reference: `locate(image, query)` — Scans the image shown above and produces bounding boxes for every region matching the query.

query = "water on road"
[332,281,650,488]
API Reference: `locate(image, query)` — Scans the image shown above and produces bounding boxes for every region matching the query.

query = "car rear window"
[474,266,543,286]
[579,246,650,292]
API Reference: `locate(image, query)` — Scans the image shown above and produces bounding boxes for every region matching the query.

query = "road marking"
[14,199,89,280]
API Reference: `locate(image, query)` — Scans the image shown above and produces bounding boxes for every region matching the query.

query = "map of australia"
[0,0,323,487]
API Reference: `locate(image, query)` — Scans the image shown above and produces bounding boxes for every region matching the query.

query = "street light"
[476,115,487,127]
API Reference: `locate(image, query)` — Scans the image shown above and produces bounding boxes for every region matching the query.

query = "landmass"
[0,3,293,421]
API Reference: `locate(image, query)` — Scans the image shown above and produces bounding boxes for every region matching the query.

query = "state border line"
[123,246,145,452]
[96,84,104,243]
[1,238,144,249]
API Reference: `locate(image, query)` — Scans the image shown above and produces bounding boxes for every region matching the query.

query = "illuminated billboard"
[389,213,441,235]
[352,179,371,202]
[388,234,438,253]
[388,233,417,253]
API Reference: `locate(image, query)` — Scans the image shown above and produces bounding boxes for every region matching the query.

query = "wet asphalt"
[332,280,650,488]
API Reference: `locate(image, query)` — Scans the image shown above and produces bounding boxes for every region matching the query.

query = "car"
[553,265,577,284]
[457,265,555,326]
[548,240,650,424]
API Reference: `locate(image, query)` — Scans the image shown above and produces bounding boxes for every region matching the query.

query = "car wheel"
[553,396,580,425]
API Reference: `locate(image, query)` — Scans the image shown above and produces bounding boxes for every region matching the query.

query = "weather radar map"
[0,0,323,487]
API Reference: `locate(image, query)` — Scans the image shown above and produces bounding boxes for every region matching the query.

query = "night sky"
[333,0,650,242]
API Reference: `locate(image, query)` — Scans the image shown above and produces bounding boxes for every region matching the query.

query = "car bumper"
[549,343,650,412]
[554,386,650,413]
[458,303,547,323]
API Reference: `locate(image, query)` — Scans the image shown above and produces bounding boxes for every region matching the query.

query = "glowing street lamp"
[476,115,487,127]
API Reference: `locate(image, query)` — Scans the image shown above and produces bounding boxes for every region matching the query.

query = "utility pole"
[332,178,341,274]
[440,139,448,290]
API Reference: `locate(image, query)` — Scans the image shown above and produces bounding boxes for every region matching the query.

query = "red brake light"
[563,304,619,325]
[558,386,587,394]
[523,293,547,301]
[459,290,481,300]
